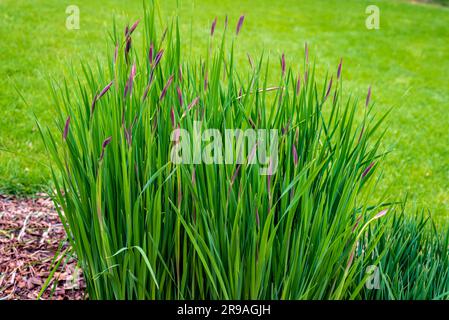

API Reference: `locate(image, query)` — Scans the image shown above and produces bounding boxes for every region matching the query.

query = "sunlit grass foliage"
[39,3,449,300]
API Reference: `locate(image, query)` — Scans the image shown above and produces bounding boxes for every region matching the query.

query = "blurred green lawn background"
[0,0,448,217]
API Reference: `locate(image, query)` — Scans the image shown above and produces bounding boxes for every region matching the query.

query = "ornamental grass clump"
[39,5,448,300]
[359,208,449,300]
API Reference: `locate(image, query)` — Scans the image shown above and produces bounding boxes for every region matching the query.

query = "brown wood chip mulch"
[0,194,85,300]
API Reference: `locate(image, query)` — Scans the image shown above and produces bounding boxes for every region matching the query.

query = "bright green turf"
[0,0,448,217]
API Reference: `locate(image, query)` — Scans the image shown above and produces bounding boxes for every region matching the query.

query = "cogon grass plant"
[38,3,448,299]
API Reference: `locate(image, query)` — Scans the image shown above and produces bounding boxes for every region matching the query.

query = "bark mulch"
[0,194,85,300]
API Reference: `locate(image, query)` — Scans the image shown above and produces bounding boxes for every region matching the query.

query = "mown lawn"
[0,0,448,217]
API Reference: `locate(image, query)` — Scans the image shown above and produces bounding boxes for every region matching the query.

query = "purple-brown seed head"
[192,168,196,185]
[125,37,132,59]
[325,76,333,100]
[63,116,70,140]
[102,136,112,148]
[153,49,164,68]
[362,162,375,178]
[248,143,258,164]
[173,125,181,143]
[177,87,183,107]
[91,93,99,115]
[256,208,260,227]
[114,43,119,64]
[337,58,343,79]
[124,127,132,146]
[98,81,113,99]
[292,144,298,166]
[187,97,200,111]
[296,73,301,95]
[100,136,112,160]
[128,19,140,36]
[204,72,208,91]
[131,64,136,78]
[142,84,150,102]
[124,64,137,98]
[231,164,241,184]
[236,15,245,35]
[351,215,363,233]
[357,126,365,144]
[160,27,168,43]
[247,53,254,68]
[347,249,355,269]
[148,43,154,64]
[170,106,175,128]
[142,70,155,101]
[159,75,174,101]
[365,86,372,107]
[374,209,388,219]
[281,53,286,76]
[210,17,217,36]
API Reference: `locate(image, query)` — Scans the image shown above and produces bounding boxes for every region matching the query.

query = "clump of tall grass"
[39,4,449,299]
[358,207,449,300]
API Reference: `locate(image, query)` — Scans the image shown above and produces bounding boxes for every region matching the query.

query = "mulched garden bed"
[0,194,85,300]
